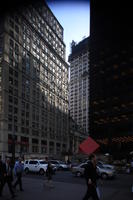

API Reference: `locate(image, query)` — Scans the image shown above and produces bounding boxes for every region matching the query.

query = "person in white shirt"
[13,157,24,191]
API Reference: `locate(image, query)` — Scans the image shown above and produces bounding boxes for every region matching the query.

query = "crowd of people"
[0,154,101,200]
[0,157,24,199]
[0,157,56,198]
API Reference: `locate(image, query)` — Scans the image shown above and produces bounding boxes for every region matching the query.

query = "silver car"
[49,160,69,170]
[72,162,116,179]
[97,165,116,179]
[97,161,115,170]
[71,163,87,177]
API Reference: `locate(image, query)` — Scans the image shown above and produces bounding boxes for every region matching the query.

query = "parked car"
[71,161,116,179]
[85,160,115,170]
[24,160,56,175]
[49,160,69,170]
[71,163,87,177]
[97,161,115,170]
[70,162,79,169]
[97,165,116,179]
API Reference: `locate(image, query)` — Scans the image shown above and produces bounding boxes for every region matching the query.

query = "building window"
[49,141,54,154]
[9,39,14,48]
[9,30,14,38]
[9,77,13,85]
[8,124,12,131]
[32,146,39,153]
[9,19,14,28]
[9,96,13,103]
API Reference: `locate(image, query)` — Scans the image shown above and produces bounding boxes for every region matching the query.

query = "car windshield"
[98,165,112,170]
[60,161,65,164]
[39,161,47,164]
[97,165,104,169]
[104,166,113,170]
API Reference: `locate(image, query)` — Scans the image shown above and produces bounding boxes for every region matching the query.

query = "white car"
[24,160,56,175]
[49,160,69,170]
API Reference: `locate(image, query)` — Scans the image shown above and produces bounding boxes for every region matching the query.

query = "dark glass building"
[89,0,133,157]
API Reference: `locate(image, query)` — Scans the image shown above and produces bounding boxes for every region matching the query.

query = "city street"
[1,1,133,200]
[1,171,133,200]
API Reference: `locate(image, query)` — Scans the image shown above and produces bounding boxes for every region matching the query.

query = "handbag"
[131,185,133,193]
[96,186,100,199]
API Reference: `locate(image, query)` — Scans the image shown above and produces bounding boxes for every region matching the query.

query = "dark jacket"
[84,161,99,186]
[5,162,14,182]
[46,164,53,180]
[0,161,6,181]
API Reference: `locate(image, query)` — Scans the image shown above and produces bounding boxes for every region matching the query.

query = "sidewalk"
[1,176,133,200]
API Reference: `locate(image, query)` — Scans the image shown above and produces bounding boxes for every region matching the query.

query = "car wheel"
[59,166,63,170]
[76,171,81,177]
[101,173,108,179]
[39,169,44,175]
[25,168,29,174]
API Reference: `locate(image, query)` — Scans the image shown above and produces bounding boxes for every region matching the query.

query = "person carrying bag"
[83,154,100,200]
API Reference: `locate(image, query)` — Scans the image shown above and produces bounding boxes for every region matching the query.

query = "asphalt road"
[25,171,133,199]
[25,170,133,189]
[1,171,133,200]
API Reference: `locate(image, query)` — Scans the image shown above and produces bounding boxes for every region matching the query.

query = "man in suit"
[1,158,16,199]
[0,159,6,197]
[83,154,100,200]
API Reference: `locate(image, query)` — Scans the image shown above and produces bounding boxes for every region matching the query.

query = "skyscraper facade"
[89,0,133,156]
[0,1,69,159]
[68,37,89,135]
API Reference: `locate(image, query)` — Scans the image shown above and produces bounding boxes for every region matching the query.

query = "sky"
[46,0,90,61]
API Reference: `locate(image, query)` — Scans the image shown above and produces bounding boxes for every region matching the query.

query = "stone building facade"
[0,1,69,160]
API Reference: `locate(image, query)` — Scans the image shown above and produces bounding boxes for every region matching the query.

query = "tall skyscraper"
[68,37,89,135]
[0,0,69,159]
[89,0,133,156]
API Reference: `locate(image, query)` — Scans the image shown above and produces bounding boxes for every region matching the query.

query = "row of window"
[9,39,68,95]
[8,20,67,80]
[71,64,89,72]
[8,61,68,109]
[21,9,65,59]
[8,67,68,112]
[9,12,64,57]
[8,123,68,136]
[8,142,66,154]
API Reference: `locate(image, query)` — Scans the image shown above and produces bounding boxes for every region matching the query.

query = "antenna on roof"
[70,40,76,53]
[82,36,86,40]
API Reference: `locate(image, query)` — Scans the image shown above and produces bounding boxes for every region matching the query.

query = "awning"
[79,136,100,155]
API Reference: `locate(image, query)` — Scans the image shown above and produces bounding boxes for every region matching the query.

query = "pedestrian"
[0,159,6,197]
[45,162,54,188]
[83,154,100,200]
[130,158,133,172]
[67,158,71,168]
[13,157,24,191]
[1,158,16,199]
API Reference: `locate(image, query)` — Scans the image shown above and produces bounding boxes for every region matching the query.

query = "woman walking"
[45,162,54,188]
